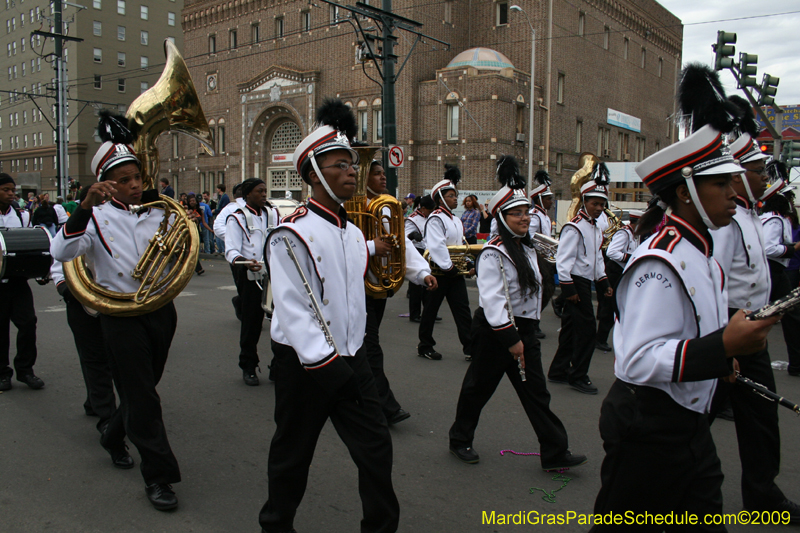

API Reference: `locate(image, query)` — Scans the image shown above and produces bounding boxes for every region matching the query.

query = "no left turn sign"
[388,145,404,168]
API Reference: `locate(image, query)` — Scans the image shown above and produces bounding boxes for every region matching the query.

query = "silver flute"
[282,235,340,355]
[497,255,526,381]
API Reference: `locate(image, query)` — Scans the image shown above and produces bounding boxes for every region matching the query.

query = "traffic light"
[784,141,800,168]
[714,31,736,71]
[758,74,779,106]
[738,53,758,87]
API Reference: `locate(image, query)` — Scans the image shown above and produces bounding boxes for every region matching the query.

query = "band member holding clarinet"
[406,195,436,323]
[0,173,44,391]
[548,170,612,395]
[418,165,473,361]
[225,177,278,386]
[603,210,643,290]
[51,112,182,511]
[259,100,399,533]
[591,64,779,529]
[710,99,800,522]
[449,156,587,471]
[528,170,554,340]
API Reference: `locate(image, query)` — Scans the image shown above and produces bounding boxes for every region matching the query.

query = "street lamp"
[510,5,535,193]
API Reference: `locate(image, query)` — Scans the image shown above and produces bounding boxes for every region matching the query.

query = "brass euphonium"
[63,40,214,316]
[344,146,406,298]
[423,243,483,276]
[567,152,600,220]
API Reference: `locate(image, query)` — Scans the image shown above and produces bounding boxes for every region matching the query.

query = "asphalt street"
[1,255,798,532]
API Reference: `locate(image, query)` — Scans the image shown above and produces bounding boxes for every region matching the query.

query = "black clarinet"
[747,286,800,320]
[736,373,800,415]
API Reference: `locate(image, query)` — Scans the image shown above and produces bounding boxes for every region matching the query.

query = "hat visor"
[98,155,141,181]
[583,192,608,200]
[694,161,745,177]
[314,144,360,165]
[739,152,770,164]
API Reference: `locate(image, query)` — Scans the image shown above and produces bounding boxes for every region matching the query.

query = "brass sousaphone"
[63,40,215,316]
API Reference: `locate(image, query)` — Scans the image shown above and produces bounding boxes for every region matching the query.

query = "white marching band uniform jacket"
[424,206,465,272]
[555,209,608,296]
[476,236,542,347]
[0,205,30,227]
[528,205,552,238]
[761,211,795,267]
[606,225,639,267]
[365,200,431,288]
[224,202,279,265]
[213,197,246,239]
[613,215,731,414]
[51,196,172,294]
[405,210,427,251]
[712,196,771,311]
[267,198,369,392]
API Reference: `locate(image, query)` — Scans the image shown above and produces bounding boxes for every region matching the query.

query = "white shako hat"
[761,159,790,202]
[90,111,140,181]
[488,156,530,238]
[726,95,768,166]
[431,164,461,202]
[292,98,359,204]
[581,180,609,200]
[530,169,553,198]
[730,133,768,165]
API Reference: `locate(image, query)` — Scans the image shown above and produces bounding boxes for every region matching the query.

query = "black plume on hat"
[496,155,526,190]
[315,98,357,143]
[533,169,551,187]
[98,109,135,144]
[592,162,610,186]
[444,164,461,185]
[767,159,788,182]
[727,95,759,138]
[678,63,741,134]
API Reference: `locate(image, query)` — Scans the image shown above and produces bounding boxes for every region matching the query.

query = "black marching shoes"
[17,373,44,389]
[145,483,178,511]
[100,424,134,469]
[450,445,480,464]
[541,451,588,471]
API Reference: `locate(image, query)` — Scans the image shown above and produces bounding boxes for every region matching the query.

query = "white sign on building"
[607,108,642,133]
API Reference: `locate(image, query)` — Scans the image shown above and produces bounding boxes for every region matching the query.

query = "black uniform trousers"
[365,296,402,419]
[596,260,623,345]
[232,264,265,371]
[772,261,800,373]
[408,248,432,321]
[100,303,181,486]
[418,274,472,355]
[591,380,725,532]
[549,276,596,384]
[0,278,37,379]
[230,263,243,319]
[260,341,399,533]
[64,292,117,431]
[449,310,569,465]
[708,307,785,509]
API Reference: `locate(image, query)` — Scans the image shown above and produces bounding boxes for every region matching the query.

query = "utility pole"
[319,0,448,197]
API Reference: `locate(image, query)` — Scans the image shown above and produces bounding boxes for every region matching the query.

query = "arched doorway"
[264,119,304,201]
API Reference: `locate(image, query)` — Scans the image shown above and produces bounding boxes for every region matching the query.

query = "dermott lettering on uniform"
[634,271,672,289]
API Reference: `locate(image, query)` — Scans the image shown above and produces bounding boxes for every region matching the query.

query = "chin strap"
[367,186,380,196]
[739,168,757,204]
[309,152,345,205]
[499,212,527,238]
[684,174,719,231]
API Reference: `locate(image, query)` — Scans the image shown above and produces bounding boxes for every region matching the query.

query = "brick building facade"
[162,0,682,202]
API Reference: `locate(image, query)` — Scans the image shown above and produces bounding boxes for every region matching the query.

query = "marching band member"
[448,156,587,471]
[212,183,245,320]
[51,112,181,511]
[710,101,800,522]
[603,210,643,290]
[528,170,554,238]
[0,173,44,392]
[406,194,436,323]
[418,165,473,361]
[260,100,399,533]
[547,170,611,395]
[225,178,278,386]
[591,64,779,529]
[363,160,437,425]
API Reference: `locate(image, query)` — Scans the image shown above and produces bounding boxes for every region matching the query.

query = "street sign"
[388,145,404,168]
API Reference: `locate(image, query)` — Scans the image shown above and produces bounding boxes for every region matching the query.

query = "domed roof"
[446,48,515,71]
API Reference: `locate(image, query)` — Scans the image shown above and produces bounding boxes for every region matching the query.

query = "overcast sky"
[657,0,800,106]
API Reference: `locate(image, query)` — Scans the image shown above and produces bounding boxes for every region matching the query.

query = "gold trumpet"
[344,146,406,298]
[423,243,483,276]
[63,40,213,316]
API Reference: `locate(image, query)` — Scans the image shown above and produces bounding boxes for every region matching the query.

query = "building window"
[140,56,148,69]
[641,47,646,69]
[496,2,508,26]
[94,75,102,89]
[168,12,175,26]
[117,52,125,66]
[623,37,629,60]
[302,11,311,32]
[172,134,179,158]
[658,57,663,78]
[208,34,216,53]
[229,29,237,49]
[118,78,125,92]
[140,5,148,20]
[637,137,646,161]
[444,0,453,24]
[603,26,609,50]
[251,23,260,43]
[117,0,125,15]
[275,17,284,38]
[358,109,368,142]
[93,0,101,8]
[373,108,383,142]
[556,153,563,174]
[140,30,148,45]
[578,12,585,36]
[93,48,102,62]
[117,25,125,40]
[93,20,102,36]
[140,81,148,94]
[575,121,582,153]
[556,73,565,104]
[218,122,225,152]
[597,127,610,156]
[447,103,459,140]
[329,4,341,25]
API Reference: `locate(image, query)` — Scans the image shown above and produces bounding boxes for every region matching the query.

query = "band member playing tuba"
[51,112,182,511]
[259,100,399,533]
[448,156,587,471]
[225,178,278,386]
